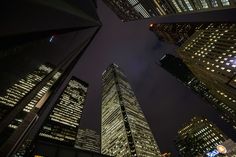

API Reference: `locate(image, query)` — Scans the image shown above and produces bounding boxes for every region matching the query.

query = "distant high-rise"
[149,23,207,46]
[38,77,88,146]
[175,117,228,156]
[101,63,161,157]
[75,128,100,153]
[0,64,61,146]
[177,23,236,129]
[102,0,236,21]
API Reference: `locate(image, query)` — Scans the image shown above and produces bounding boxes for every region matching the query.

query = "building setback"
[75,128,100,153]
[175,117,228,156]
[102,0,236,21]
[177,23,236,130]
[101,63,161,157]
[38,77,88,146]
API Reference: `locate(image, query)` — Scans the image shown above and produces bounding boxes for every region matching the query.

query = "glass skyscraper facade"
[101,63,161,157]
[38,77,88,146]
[75,128,100,153]
[177,23,236,130]
[102,0,236,21]
[175,117,228,156]
[0,64,61,146]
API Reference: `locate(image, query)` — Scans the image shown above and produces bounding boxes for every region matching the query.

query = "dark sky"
[1,1,236,156]
[72,1,236,155]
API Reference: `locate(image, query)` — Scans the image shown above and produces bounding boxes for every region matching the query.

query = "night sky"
[1,1,236,156]
[72,1,236,155]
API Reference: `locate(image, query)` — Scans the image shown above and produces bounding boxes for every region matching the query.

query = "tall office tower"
[177,23,236,129]
[159,54,235,128]
[38,77,88,146]
[149,23,208,46]
[101,64,161,157]
[175,117,228,156]
[75,128,100,153]
[0,64,61,146]
[102,0,236,21]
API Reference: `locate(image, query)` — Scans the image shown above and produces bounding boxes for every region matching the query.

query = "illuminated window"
[184,0,194,10]
[211,0,219,7]
[199,0,209,8]
[171,2,181,11]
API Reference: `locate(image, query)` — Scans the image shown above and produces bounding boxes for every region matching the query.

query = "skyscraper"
[177,23,236,129]
[149,23,207,46]
[175,117,228,156]
[0,64,61,146]
[101,63,161,157]
[38,77,88,146]
[0,1,101,156]
[102,0,236,21]
[159,54,235,129]
[75,128,100,153]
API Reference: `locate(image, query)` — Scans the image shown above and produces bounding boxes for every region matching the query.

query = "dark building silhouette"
[0,1,101,156]
[160,54,194,83]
